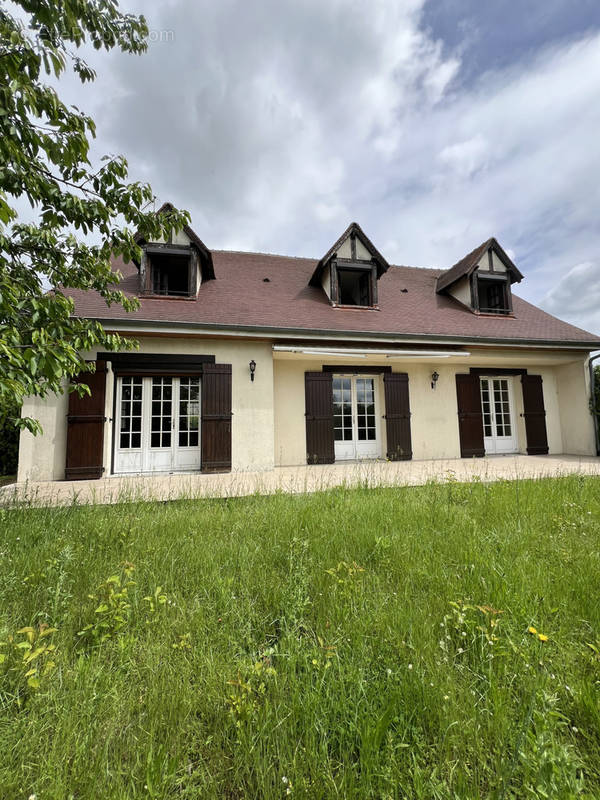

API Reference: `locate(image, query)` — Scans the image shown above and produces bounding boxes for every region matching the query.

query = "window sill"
[140,293,198,301]
[330,303,380,311]
[476,310,515,318]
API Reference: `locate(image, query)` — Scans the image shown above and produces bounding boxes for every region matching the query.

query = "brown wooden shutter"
[521,374,549,455]
[383,372,412,460]
[201,363,232,472]
[65,360,108,480]
[456,374,485,457]
[305,371,334,464]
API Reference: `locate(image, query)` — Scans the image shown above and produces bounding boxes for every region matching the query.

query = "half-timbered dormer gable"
[309,222,390,308]
[436,237,523,315]
[136,202,215,298]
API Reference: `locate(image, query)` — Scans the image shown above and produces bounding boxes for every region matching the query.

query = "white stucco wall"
[273,357,579,465]
[477,250,506,272]
[355,238,371,261]
[335,235,371,261]
[17,337,275,482]
[320,264,331,299]
[18,386,69,483]
[448,276,471,307]
[17,342,595,482]
[555,359,596,455]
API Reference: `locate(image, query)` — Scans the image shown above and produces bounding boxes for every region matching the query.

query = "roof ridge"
[211,248,318,262]
[212,249,443,274]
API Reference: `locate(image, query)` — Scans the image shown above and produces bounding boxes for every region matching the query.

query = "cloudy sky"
[36,0,600,333]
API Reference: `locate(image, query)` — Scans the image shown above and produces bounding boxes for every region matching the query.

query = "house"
[17,208,600,483]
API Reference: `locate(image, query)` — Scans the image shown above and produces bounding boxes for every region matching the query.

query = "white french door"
[333,375,380,460]
[114,376,201,474]
[479,377,518,455]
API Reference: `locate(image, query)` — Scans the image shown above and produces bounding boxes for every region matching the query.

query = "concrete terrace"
[1,454,599,507]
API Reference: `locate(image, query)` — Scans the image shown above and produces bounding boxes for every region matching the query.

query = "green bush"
[0,398,20,476]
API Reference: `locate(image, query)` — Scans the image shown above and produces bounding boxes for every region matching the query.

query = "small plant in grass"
[172,632,192,651]
[226,658,277,727]
[516,690,584,799]
[439,601,505,667]
[143,585,168,616]
[77,562,136,645]
[585,639,600,661]
[325,560,365,589]
[0,623,57,704]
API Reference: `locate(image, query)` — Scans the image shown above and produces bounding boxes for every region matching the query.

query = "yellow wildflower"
[527,627,537,635]
[537,634,549,643]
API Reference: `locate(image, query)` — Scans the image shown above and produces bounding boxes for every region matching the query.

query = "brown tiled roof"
[436,237,523,292]
[68,249,600,347]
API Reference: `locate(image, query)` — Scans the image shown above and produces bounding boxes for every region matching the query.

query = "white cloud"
[540,261,600,335]
[438,135,489,178]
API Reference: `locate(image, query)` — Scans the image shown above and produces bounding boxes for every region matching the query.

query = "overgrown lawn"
[1,476,600,799]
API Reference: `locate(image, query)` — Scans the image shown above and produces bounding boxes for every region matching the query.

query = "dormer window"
[476,275,511,314]
[436,237,523,316]
[148,247,193,297]
[309,222,390,309]
[337,265,373,306]
[135,202,216,298]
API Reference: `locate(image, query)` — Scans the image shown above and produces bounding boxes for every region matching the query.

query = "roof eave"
[89,316,600,351]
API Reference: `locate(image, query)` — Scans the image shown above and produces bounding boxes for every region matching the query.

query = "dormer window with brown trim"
[134,202,216,298]
[338,266,372,306]
[147,246,194,297]
[436,237,523,317]
[337,264,374,306]
[475,274,512,315]
[309,221,390,309]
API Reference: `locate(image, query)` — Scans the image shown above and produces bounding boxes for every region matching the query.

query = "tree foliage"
[0,1,189,432]
[0,395,20,475]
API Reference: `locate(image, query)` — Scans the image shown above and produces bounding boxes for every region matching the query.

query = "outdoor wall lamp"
[431,370,439,390]
[249,360,256,382]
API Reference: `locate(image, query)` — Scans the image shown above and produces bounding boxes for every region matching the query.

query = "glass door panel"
[114,376,201,474]
[333,377,355,459]
[114,377,144,473]
[333,375,380,461]
[175,378,201,470]
[480,377,518,455]
[147,377,174,472]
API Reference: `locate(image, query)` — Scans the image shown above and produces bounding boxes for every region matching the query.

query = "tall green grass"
[0,475,599,799]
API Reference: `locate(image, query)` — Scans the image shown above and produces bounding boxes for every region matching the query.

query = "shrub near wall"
[0,398,20,475]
